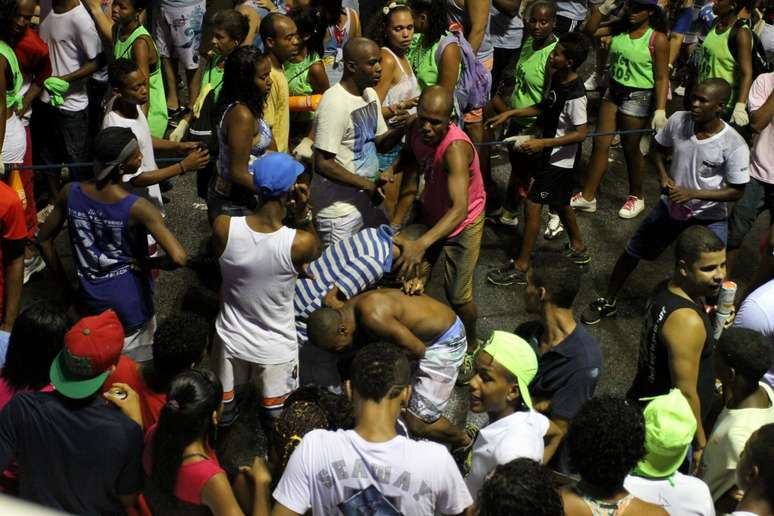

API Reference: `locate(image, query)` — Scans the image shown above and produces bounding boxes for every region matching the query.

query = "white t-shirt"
[624,472,715,516]
[655,112,750,220]
[748,72,774,184]
[556,0,604,21]
[700,382,774,501]
[465,410,549,498]
[102,98,164,212]
[735,279,774,387]
[39,3,102,112]
[312,83,387,218]
[273,429,473,516]
[548,94,587,169]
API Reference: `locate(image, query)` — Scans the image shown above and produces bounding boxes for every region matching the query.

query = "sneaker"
[570,192,597,213]
[544,212,564,240]
[37,204,54,224]
[23,254,46,284]
[498,209,519,228]
[584,71,606,91]
[487,262,527,286]
[486,206,503,220]
[581,297,617,325]
[563,243,591,265]
[456,339,482,385]
[618,195,645,219]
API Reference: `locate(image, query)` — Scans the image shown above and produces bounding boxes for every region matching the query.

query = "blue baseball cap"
[249,153,305,198]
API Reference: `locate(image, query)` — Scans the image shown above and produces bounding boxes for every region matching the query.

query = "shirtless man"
[306,288,470,448]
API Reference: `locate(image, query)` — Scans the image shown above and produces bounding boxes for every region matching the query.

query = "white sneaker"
[544,211,564,240]
[584,71,606,91]
[37,204,54,224]
[498,210,519,227]
[23,254,46,284]
[570,192,597,213]
[618,195,645,219]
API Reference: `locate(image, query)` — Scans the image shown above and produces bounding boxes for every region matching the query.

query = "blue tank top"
[67,184,154,332]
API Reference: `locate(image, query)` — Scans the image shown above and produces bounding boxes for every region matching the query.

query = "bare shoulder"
[626,498,669,515]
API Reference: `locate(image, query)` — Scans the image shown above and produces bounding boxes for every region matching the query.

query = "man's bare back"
[353,289,457,344]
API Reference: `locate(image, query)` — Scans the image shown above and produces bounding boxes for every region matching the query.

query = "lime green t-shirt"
[609,27,654,89]
[113,25,168,138]
[509,36,557,127]
[0,41,22,110]
[201,54,225,102]
[698,23,743,107]
[408,33,460,91]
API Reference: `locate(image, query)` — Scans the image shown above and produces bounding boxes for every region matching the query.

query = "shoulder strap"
[434,32,458,66]
[648,28,657,60]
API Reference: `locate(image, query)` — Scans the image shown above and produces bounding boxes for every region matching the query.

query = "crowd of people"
[0,0,772,514]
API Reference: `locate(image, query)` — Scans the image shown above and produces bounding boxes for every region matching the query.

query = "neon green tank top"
[0,41,22,110]
[201,54,225,102]
[113,25,168,138]
[698,23,741,107]
[509,36,557,127]
[408,33,460,91]
[609,27,654,89]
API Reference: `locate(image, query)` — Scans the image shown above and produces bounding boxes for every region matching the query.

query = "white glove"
[731,102,749,127]
[168,118,189,142]
[503,135,534,149]
[293,137,314,162]
[598,0,619,16]
[651,109,668,132]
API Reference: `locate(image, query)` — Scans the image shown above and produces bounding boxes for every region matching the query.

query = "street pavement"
[23,88,767,463]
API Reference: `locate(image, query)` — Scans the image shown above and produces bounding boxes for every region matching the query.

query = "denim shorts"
[603,83,653,118]
[625,199,727,261]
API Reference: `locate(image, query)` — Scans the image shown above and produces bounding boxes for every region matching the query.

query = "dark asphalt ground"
[22,55,769,460]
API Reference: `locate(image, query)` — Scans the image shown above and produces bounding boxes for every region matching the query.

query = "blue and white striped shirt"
[294,225,395,344]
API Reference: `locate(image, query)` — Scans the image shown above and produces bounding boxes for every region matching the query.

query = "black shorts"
[527,165,574,206]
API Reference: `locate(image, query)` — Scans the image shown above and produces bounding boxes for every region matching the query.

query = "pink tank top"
[410,123,485,237]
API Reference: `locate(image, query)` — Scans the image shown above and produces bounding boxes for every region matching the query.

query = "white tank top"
[215,218,298,364]
[382,47,421,109]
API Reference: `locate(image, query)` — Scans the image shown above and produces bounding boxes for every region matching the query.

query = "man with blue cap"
[211,152,321,426]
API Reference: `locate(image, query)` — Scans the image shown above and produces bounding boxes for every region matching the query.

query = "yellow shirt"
[265,64,290,152]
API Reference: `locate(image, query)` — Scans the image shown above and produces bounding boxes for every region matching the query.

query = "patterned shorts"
[408,317,467,423]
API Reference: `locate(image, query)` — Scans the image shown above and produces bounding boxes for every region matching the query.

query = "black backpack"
[728,19,773,78]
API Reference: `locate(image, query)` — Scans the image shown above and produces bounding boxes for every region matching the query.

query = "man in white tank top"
[212,152,320,425]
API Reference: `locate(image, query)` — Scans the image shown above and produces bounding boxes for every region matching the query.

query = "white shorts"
[214,334,299,419]
[122,316,157,363]
[408,317,467,423]
[153,1,206,69]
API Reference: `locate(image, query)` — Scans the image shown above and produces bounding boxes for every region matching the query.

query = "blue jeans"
[625,199,727,261]
[727,177,774,249]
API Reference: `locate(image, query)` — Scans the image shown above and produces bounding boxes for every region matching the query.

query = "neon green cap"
[635,389,697,478]
[482,331,538,409]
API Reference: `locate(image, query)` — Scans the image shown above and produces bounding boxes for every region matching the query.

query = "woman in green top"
[286,6,329,141]
[696,0,753,125]
[169,9,251,143]
[87,0,168,138]
[484,1,557,223]
[407,0,461,95]
[578,0,669,220]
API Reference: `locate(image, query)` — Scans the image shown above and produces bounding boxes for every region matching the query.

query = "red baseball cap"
[49,310,125,399]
